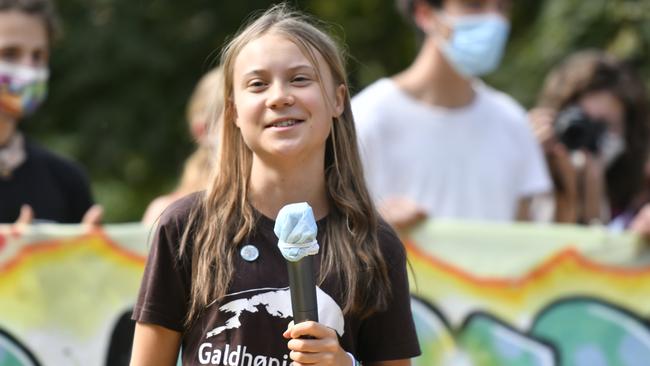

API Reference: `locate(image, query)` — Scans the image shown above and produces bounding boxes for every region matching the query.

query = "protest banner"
[1,221,648,365]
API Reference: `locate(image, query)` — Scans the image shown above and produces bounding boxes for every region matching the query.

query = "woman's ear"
[333,84,346,118]
[226,98,239,127]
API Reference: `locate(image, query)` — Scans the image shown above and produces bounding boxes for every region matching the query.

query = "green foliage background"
[23,0,650,222]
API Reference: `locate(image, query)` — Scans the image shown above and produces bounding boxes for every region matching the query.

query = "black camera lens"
[554,106,607,153]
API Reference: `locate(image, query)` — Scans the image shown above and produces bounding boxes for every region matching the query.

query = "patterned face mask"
[0,62,49,119]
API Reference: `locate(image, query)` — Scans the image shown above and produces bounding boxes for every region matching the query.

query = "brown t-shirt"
[133,193,421,365]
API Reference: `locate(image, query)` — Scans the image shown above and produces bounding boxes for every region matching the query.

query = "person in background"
[141,66,222,226]
[130,4,420,365]
[530,50,650,232]
[0,0,101,224]
[352,0,551,231]
[629,155,650,239]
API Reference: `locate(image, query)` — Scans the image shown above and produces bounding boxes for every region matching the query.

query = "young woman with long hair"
[130,4,420,366]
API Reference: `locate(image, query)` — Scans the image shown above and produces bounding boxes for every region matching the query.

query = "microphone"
[274,202,319,323]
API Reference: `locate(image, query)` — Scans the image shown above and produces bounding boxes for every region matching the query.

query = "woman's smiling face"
[231,32,344,164]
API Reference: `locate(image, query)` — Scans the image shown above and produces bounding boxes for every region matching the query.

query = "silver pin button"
[240,244,259,262]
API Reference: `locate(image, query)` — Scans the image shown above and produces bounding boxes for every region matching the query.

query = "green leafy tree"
[25,0,649,222]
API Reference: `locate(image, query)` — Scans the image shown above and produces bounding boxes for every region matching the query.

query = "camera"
[554,106,607,153]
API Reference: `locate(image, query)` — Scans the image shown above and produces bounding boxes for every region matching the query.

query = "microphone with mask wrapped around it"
[274,202,319,323]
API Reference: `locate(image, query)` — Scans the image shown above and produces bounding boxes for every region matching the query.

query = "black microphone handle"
[287,255,319,323]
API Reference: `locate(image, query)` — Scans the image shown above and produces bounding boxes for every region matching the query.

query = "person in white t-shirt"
[352,0,551,229]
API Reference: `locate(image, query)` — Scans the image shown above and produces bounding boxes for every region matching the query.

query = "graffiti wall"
[407,220,650,366]
[1,221,649,366]
[0,224,148,366]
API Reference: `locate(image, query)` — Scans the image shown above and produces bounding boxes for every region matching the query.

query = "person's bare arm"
[130,322,181,366]
[630,204,650,242]
[378,197,427,231]
[516,197,532,221]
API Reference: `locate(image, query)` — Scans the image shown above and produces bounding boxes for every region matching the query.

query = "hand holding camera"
[554,106,608,154]
[529,106,609,223]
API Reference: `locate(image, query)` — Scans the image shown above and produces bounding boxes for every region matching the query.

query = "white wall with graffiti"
[1,221,649,366]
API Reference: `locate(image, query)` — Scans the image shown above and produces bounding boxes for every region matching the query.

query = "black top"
[0,139,93,223]
[133,192,421,365]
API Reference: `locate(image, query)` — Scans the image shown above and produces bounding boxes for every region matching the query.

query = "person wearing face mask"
[0,0,101,224]
[529,50,650,229]
[352,0,551,230]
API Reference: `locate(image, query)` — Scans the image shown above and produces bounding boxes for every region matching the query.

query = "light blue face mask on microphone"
[274,202,319,262]
[439,13,510,77]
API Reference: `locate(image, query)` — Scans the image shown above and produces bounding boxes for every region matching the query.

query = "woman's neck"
[0,114,17,147]
[249,153,329,221]
[393,38,475,109]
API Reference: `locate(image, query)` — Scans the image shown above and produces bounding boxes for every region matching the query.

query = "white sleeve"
[352,94,383,200]
[516,114,552,198]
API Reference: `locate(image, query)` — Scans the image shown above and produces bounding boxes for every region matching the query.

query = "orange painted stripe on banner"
[93,229,148,264]
[402,238,650,289]
[0,231,146,274]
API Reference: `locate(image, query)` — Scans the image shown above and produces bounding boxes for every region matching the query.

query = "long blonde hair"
[177,67,223,195]
[186,67,223,145]
[181,4,391,326]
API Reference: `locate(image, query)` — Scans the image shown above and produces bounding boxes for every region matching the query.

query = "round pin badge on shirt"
[240,244,259,262]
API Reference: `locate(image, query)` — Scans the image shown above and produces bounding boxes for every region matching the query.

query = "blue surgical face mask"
[438,13,510,77]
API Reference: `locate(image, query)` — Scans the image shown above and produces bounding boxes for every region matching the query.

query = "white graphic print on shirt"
[198,286,345,365]
[206,286,344,338]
